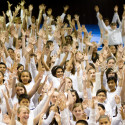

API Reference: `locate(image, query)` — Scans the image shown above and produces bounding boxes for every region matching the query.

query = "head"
[65,77,73,91]
[17,64,24,76]
[109,45,117,56]
[104,18,110,26]
[98,104,105,116]
[65,35,73,45]
[0,62,7,74]
[106,68,117,79]
[71,90,80,103]
[76,120,88,125]
[75,51,84,62]
[64,60,75,75]
[107,77,117,92]
[51,65,64,78]
[15,83,27,96]
[18,94,30,107]
[30,53,38,64]
[117,59,124,69]
[19,70,32,84]
[7,48,15,60]
[99,115,111,125]
[96,89,107,103]
[87,68,96,81]
[17,106,30,123]
[107,57,116,68]
[110,23,117,30]
[73,103,86,121]
[51,90,59,104]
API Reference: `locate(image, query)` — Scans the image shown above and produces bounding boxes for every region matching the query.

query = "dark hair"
[96,89,107,97]
[89,63,95,69]
[98,103,105,110]
[76,120,88,125]
[46,105,60,125]
[51,65,64,77]
[15,83,27,97]
[65,35,73,45]
[64,60,75,75]
[46,40,53,44]
[18,94,30,103]
[17,64,24,70]
[104,18,110,22]
[0,62,7,68]
[19,70,32,83]
[7,48,14,52]
[92,53,99,63]
[70,90,81,103]
[106,68,117,80]
[107,77,117,84]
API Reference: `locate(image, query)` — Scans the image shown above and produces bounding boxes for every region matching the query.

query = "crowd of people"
[0,0,125,125]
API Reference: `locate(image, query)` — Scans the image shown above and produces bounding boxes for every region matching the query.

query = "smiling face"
[20,99,30,107]
[0,64,6,74]
[16,86,25,96]
[17,107,29,124]
[88,68,96,81]
[97,92,106,103]
[107,80,116,92]
[20,72,30,84]
[99,117,111,125]
[107,59,115,68]
[55,68,64,78]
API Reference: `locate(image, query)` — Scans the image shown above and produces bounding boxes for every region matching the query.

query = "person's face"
[65,78,72,90]
[111,25,117,30]
[108,71,115,78]
[65,36,72,44]
[48,26,52,33]
[18,66,24,74]
[104,20,109,26]
[73,105,84,120]
[109,46,116,55]
[0,64,6,74]
[107,80,116,91]
[16,86,25,96]
[88,69,96,81]
[71,92,77,103]
[76,52,84,62]
[17,40,22,48]
[8,49,15,60]
[118,61,124,69]
[99,117,111,125]
[66,61,73,71]
[97,92,106,103]
[0,72,3,82]
[18,108,29,123]
[56,68,64,78]
[98,106,105,116]
[21,72,30,84]
[20,99,30,107]
[107,59,115,68]
[51,91,59,104]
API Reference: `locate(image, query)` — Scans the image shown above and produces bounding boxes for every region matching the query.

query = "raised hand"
[114,5,118,12]
[94,5,99,12]
[74,14,79,21]
[115,95,121,104]
[64,5,69,12]
[29,4,33,11]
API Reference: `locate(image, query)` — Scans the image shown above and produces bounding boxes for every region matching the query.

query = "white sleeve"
[60,108,70,125]
[32,92,40,107]
[33,94,48,116]
[60,13,66,22]
[88,108,96,125]
[42,111,55,125]
[97,12,103,30]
